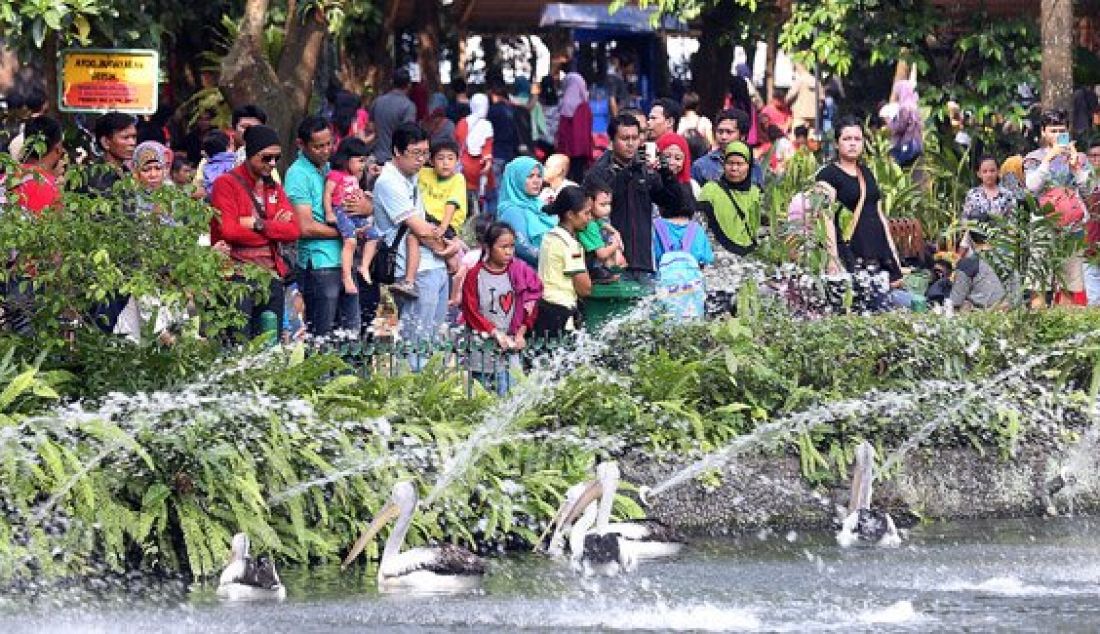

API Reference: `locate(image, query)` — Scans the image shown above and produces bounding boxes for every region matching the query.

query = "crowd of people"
[5,63,1100,385]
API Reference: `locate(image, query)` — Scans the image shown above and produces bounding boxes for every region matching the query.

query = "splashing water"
[424,298,658,505]
[879,329,1100,474]
[644,328,1100,500]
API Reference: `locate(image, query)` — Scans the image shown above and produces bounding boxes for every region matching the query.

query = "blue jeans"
[300,266,362,336]
[395,267,449,370]
[1085,263,1100,306]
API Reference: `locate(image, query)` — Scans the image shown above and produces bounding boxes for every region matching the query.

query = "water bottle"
[260,310,278,346]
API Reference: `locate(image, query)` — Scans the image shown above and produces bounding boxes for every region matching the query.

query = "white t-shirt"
[373,162,445,277]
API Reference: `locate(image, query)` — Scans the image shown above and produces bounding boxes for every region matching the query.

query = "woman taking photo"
[815,116,904,285]
[534,185,593,337]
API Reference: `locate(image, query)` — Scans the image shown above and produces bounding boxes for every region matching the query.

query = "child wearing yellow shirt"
[411,140,468,305]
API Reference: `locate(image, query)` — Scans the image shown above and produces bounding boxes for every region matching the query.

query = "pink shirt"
[326,169,362,206]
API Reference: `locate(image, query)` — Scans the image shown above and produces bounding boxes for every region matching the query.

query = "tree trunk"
[414,0,443,93]
[764,26,778,102]
[43,33,58,118]
[691,0,737,118]
[1042,0,1074,113]
[220,0,328,172]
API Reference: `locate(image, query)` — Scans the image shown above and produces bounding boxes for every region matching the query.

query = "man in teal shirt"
[287,115,371,335]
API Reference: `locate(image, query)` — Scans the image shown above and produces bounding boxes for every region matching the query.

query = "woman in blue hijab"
[497,156,554,266]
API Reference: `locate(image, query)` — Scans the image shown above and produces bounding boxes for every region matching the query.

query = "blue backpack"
[653,218,706,320]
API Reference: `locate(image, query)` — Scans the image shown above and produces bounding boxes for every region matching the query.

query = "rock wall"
[622,436,1100,534]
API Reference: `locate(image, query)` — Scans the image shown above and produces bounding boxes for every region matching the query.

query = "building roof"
[392,0,1044,33]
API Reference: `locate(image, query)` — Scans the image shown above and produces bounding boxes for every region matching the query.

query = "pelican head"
[342,481,418,569]
[563,461,621,527]
[229,532,250,563]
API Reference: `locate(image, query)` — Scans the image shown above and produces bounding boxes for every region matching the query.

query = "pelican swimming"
[837,441,901,548]
[342,481,486,592]
[217,532,287,601]
[561,462,685,574]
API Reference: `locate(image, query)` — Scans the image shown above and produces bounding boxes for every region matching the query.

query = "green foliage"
[0,164,258,357]
[3,275,1100,586]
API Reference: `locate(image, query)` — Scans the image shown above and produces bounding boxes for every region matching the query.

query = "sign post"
[58,49,159,114]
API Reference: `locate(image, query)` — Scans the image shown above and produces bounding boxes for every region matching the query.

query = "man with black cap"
[210,124,302,339]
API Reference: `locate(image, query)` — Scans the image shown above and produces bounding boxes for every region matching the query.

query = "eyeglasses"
[404,148,429,159]
[259,153,281,164]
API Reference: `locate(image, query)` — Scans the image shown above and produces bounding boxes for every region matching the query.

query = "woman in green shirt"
[696,141,762,256]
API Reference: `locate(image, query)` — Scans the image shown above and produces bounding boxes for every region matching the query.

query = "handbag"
[369,223,410,285]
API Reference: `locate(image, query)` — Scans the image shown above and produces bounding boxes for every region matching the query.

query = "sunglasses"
[259,153,281,164]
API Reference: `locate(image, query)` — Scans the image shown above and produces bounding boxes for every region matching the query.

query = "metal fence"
[316,332,574,397]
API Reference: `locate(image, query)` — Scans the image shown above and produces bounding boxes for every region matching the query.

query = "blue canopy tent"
[539,3,689,132]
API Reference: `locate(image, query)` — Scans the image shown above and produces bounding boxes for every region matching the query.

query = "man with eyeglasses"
[373,122,456,361]
[691,109,763,187]
[209,124,301,339]
[288,115,372,336]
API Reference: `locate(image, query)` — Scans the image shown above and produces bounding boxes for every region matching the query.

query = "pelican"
[837,441,901,548]
[541,482,587,557]
[217,532,287,601]
[342,481,486,592]
[561,462,685,574]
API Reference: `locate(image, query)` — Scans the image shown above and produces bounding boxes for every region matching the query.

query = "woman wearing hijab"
[555,72,593,184]
[497,156,555,266]
[656,132,697,200]
[455,93,495,203]
[696,141,761,257]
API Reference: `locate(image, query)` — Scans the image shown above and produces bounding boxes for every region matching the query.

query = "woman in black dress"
[815,116,904,282]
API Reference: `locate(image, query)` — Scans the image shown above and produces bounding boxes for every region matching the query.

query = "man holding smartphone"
[585,113,682,282]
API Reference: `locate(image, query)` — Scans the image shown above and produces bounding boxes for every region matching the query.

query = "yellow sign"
[59,49,159,114]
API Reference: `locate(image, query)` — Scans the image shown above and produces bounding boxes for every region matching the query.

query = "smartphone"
[1056,132,1071,146]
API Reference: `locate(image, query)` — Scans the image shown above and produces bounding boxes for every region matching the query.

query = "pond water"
[4,517,1100,633]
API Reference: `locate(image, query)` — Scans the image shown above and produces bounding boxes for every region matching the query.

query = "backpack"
[653,218,706,320]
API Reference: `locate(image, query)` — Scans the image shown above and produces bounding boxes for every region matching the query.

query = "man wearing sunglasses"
[209,124,301,339]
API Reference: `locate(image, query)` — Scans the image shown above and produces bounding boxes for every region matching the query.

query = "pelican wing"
[582,532,624,565]
[219,556,281,590]
[382,546,485,578]
[608,519,684,544]
[426,544,486,576]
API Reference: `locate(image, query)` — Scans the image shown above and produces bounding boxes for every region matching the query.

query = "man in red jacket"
[209,125,301,339]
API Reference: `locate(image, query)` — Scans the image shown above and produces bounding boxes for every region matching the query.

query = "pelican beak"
[563,479,604,526]
[535,492,577,552]
[342,500,400,569]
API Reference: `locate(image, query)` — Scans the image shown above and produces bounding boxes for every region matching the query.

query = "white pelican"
[217,532,287,601]
[341,481,486,593]
[837,441,901,548]
[561,462,685,574]
[540,482,587,557]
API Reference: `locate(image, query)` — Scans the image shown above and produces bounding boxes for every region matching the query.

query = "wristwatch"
[253,216,266,233]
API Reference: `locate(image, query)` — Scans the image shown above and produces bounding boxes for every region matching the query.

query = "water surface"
[5,517,1100,632]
